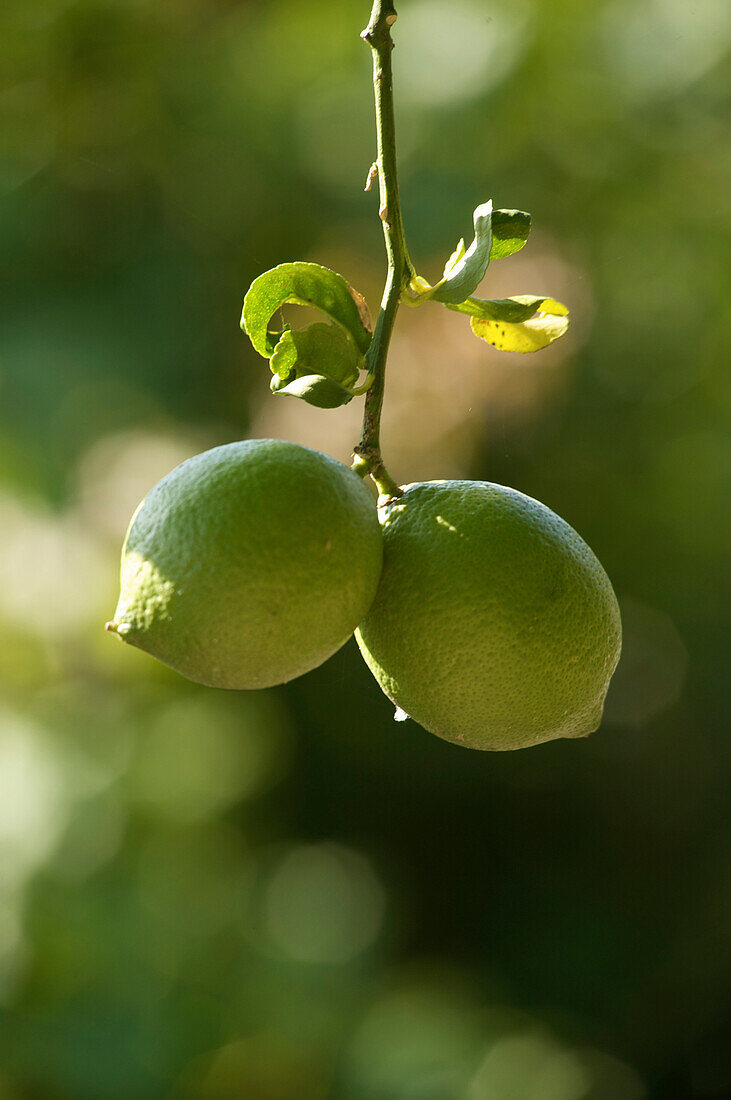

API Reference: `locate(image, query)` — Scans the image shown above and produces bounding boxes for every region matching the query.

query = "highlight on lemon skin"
[355,480,622,751]
[106,439,383,690]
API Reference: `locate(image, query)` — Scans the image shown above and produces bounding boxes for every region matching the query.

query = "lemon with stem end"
[355,481,621,750]
[107,439,383,689]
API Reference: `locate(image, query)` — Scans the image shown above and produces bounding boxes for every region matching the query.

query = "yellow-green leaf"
[470,301,569,353]
[447,294,567,324]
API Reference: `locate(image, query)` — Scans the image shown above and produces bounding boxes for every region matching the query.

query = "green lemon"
[355,481,621,750]
[107,439,383,689]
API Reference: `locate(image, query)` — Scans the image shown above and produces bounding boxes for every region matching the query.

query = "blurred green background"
[1,0,729,1096]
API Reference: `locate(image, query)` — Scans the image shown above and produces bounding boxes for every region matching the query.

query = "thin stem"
[353,0,412,501]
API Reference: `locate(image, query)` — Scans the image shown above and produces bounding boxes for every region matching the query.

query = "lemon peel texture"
[108,439,383,689]
[355,481,621,750]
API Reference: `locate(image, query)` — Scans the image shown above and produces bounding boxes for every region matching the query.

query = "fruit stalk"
[354,0,413,501]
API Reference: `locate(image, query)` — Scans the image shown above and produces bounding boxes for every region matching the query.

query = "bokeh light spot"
[263,843,386,965]
[133,693,292,823]
[398,0,529,107]
[468,1029,590,1100]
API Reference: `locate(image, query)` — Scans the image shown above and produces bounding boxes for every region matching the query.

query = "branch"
[353,0,411,501]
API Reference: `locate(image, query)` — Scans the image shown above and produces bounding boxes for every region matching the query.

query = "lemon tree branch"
[354,0,412,500]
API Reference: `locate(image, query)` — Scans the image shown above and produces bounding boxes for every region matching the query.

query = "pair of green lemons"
[107,439,621,751]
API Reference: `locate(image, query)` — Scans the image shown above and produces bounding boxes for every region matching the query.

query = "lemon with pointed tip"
[355,481,621,750]
[107,439,383,688]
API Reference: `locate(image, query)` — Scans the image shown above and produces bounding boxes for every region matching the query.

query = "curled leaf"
[270,372,354,409]
[241,262,372,408]
[430,200,493,305]
[399,196,563,352]
[270,323,361,387]
[242,262,372,357]
[465,296,569,353]
[404,204,532,309]
[447,295,567,324]
[490,209,531,260]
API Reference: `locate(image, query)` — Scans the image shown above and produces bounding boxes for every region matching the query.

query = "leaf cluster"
[241,203,569,409]
[241,263,374,408]
[404,202,569,352]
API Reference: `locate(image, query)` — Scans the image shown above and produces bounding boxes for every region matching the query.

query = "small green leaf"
[241,262,372,408]
[430,200,493,305]
[405,206,533,308]
[447,295,567,324]
[241,262,372,357]
[490,209,531,260]
[271,372,354,409]
[468,297,569,353]
[270,323,361,387]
